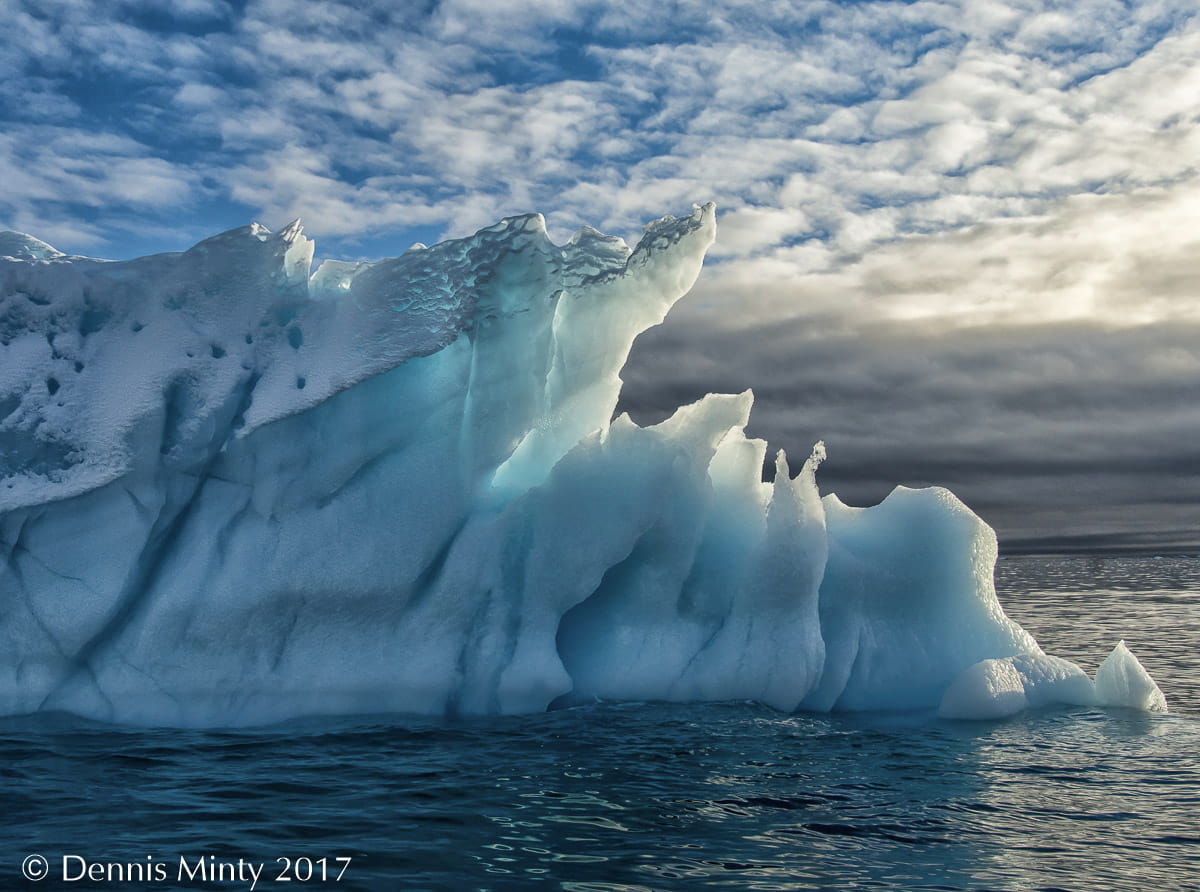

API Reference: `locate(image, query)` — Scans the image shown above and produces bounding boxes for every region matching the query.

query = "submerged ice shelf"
[0,207,1165,726]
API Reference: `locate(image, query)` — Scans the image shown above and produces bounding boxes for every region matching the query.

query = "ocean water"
[3,555,1198,891]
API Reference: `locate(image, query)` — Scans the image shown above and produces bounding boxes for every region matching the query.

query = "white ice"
[0,206,1166,725]
[1094,640,1168,712]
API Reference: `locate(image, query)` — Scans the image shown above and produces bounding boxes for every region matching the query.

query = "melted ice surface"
[0,207,1163,725]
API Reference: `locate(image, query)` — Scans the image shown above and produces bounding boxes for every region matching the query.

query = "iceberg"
[0,206,1164,726]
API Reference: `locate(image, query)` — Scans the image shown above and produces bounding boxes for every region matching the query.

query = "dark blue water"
[3,555,1199,891]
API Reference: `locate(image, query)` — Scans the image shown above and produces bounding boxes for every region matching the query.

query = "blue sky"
[3,0,1199,549]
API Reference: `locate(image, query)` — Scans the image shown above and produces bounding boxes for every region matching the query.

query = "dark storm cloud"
[619,315,1200,553]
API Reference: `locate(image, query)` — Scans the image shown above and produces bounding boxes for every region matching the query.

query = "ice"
[803,485,1038,713]
[937,641,1168,719]
[0,233,63,261]
[1095,640,1168,711]
[937,652,1100,720]
[938,659,1028,720]
[0,205,1166,726]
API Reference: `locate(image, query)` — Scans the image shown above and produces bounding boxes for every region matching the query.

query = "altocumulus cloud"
[1,0,1198,548]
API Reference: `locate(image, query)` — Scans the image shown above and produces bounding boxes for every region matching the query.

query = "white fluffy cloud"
[1,0,1197,546]
[3,0,1195,277]
[3,0,1196,318]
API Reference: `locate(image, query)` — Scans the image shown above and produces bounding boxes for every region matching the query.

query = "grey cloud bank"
[621,315,1200,553]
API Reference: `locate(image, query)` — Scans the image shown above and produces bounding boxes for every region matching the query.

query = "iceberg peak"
[0,231,64,261]
[1095,640,1168,712]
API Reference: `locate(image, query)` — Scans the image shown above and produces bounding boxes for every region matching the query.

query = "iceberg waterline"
[0,207,1164,726]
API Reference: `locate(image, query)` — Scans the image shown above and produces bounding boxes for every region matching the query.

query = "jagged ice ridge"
[0,208,1165,726]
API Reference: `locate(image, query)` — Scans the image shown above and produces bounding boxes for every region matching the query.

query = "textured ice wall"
[0,208,1164,725]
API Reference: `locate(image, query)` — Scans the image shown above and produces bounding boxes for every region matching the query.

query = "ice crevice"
[0,203,1166,726]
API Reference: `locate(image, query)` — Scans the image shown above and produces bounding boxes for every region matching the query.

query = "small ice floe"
[938,641,1166,720]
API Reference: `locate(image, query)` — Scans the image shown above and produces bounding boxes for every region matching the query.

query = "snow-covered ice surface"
[0,207,1165,726]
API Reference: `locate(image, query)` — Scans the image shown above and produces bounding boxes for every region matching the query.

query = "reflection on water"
[1,555,1198,891]
[5,704,1198,890]
[971,710,1200,890]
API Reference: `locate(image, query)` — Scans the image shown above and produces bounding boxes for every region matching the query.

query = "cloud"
[4,0,1196,263]
[1,0,1197,547]
[5,0,1195,316]
[619,315,1200,550]
[678,170,1200,334]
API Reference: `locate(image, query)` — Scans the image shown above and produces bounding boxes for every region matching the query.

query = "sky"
[2,0,1198,552]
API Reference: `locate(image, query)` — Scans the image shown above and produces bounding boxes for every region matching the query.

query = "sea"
[3,554,1197,891]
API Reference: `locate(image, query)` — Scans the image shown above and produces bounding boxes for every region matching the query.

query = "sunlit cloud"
[3,0,1195,265]
[1,0,1197,546]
